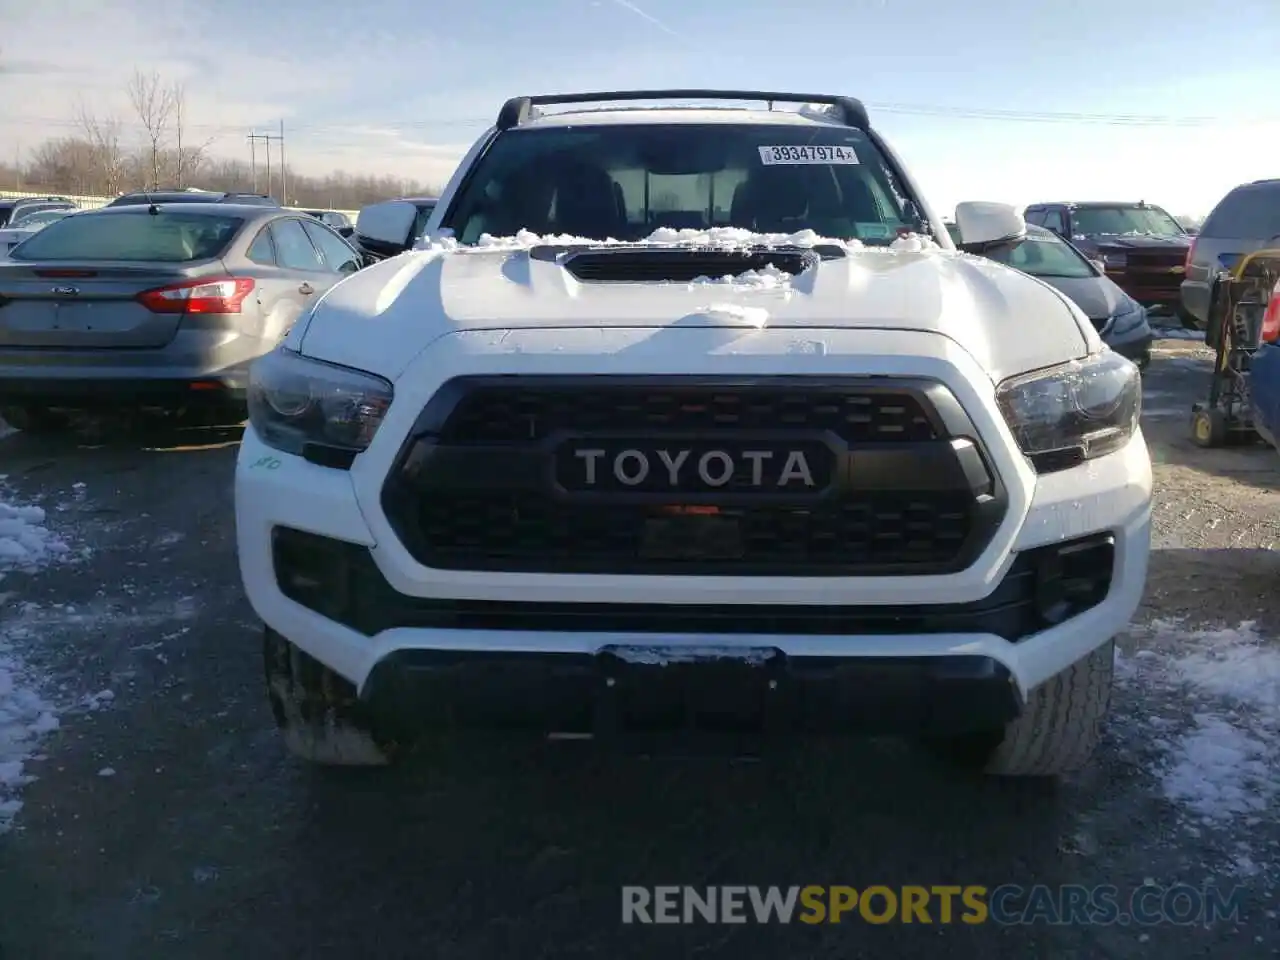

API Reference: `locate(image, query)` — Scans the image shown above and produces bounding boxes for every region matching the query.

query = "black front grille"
[272,527,1116,642]
[1124,249,1185,266]
[437,382,939,446]
[382,376,1006,577]
[410,493,975,573]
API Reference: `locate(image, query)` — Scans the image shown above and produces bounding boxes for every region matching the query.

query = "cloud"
[0,0,465,187]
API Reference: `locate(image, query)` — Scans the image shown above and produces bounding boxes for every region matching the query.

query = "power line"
[3,102,1279,138]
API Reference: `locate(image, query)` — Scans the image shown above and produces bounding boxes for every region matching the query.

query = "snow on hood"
[415,226,944,255]
[301,228,1089,382]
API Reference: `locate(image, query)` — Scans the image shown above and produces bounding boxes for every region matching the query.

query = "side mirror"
[954,201,1026,251]
[353,199,418,258]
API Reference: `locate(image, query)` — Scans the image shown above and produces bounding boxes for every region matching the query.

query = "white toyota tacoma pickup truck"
[234,89,1151,776]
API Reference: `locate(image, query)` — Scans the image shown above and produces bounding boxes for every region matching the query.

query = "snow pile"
[690,264,793,290]
[1116,620,1280,827]
[0,500,70,573]
[889,232,940,253]
[687,304,770,328]
[0,641,58,832]
[418,226,946,257]
[797,103,844,124]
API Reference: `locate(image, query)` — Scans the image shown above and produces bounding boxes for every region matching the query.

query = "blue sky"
[2,0,1278,216]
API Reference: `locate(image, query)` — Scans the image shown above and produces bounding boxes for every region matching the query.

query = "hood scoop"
[528,244,845,284]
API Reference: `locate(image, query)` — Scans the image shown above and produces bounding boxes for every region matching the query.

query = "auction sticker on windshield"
[758,145,860,165]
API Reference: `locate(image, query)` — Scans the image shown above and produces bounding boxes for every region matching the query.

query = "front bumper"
[234,327,1153,735]
[1105,326,1153,364]
[361,647,1023,739]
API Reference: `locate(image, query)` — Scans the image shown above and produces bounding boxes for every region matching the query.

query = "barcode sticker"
[758,144,860,165]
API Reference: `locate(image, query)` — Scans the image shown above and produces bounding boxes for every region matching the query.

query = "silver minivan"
[1180,178,1280,329]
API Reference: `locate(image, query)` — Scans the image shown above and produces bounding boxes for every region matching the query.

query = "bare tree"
[170,83,216,188]
[127,69,176,190]
[76,100,126,195]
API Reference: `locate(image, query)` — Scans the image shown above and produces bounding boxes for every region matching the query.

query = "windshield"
[1072,205,1183,237]
[985,227,1096,279]
[442,124,922,245]
[11,209,71,229]
[10,211,243,261]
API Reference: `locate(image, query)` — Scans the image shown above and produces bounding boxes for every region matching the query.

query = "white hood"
[298,240,1096,383]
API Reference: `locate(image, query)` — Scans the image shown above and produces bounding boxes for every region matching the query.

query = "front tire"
[263,628,399,766]
[1176,303,1201,331]
[926,640,1114,778]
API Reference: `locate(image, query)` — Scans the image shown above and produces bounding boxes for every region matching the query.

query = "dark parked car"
[961,223,1152,367]
[351,196,438,261]
[1180,179,1280,331]
[105,190,279,208]
[1023,201,1191,317]
[0,202,362,432]
[0,196,77,227]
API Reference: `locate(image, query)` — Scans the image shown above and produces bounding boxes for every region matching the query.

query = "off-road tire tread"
[263,629,396,767]
[984,640,1114,777]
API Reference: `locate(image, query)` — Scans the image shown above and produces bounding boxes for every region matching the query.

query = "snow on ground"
[0,493,71,833]
[0,499,71,573]
[1150,325,1205,341]
[1116,620,1280,870]
[0,641,59,832]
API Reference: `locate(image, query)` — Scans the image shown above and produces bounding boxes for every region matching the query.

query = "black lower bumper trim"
[0,375,247,407]
[270,527,1117,643]
[361,649,1023,739]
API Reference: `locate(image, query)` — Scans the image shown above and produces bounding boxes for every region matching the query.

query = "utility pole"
[247,131,283,198]
[280,119,287,206]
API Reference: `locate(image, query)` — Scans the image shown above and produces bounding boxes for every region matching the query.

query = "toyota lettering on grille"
[555,441,835,494]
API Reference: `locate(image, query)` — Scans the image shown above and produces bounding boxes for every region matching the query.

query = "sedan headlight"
[247,348,393,464]
[996,351,1141,473]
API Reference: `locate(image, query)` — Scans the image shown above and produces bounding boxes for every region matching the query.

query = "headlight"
[1110,301,1146,334]
[247,348,393,464]
[1102,253,1127,268]
[995,351,1141,473]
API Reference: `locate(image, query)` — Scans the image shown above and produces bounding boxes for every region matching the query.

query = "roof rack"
[495,89,869,132]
